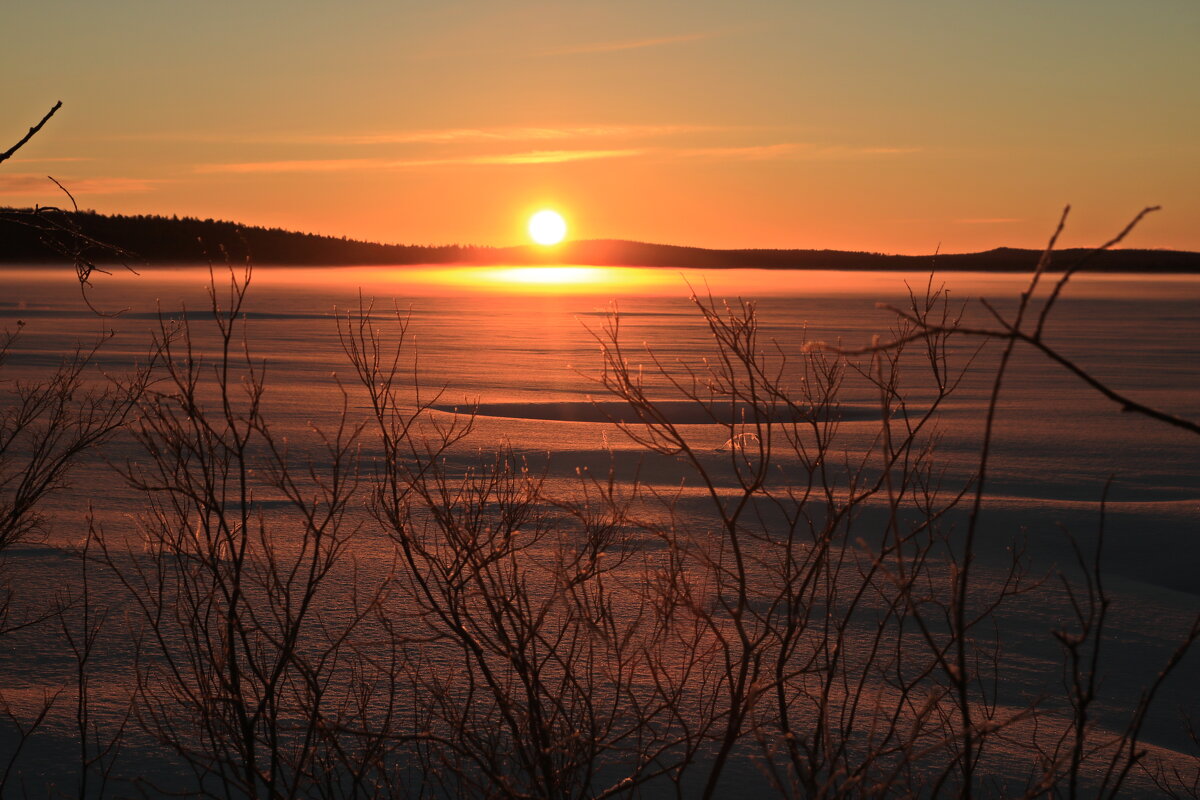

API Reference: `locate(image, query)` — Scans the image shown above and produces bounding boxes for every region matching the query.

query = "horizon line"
[1,206,1196,260]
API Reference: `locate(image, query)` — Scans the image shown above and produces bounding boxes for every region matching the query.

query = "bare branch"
[0,101,62,165]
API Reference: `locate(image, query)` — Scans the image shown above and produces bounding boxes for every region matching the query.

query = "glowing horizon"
[3,2,1198,254]
[401,265,670,294]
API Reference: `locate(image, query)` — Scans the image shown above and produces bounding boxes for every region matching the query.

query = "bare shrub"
[590,282,1017,797]
[1,103,137,310]
[0,311,148,797]
[329,210,1198,798]
[0,194,1195,798]
[341,301,685,798]
[92,267,389,797]
[0,101,150,795]
[0,328,144,553]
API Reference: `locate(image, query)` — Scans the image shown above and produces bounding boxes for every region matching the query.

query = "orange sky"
[3,1,1198,254]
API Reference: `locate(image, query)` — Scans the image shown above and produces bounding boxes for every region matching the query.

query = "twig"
[0,101,62,165]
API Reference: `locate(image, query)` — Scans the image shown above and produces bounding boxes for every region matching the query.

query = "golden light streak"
[398,266,670,294]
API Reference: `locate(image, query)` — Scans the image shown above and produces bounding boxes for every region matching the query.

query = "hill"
[3,208,1199,272]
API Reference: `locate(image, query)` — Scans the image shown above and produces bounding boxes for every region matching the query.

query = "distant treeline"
[0,208,486,266]
[3,208,1199,272]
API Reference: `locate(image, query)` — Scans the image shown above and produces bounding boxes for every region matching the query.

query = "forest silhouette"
[3,207,1200,271]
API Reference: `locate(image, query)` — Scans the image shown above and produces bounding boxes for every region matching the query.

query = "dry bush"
[333,205,1197,798]
[0,102,148,795]
[0,315,150,796]
[591,283,1008,797]
[1,187,1197,798]
[341,302,682,799]
[91,268,390,797]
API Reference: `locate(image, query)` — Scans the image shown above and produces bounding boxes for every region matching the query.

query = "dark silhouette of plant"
[0,102,151,795]
[84,212,1192,798]
[1,103,138,309]
[827,205,1200,797]
[340,301,685,799]
[1,109,1197,799]
[0,103,61,167]
[93,266,389,798]
[0,329,145,553]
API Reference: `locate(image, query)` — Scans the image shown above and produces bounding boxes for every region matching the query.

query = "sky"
[3,0,1198,253]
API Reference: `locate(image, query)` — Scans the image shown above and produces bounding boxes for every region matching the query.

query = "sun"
[528,209,567,246]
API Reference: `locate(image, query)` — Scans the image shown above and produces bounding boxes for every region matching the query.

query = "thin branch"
[0,101,62,165]
[827,322,1200,436]
[1034,205,1160,339]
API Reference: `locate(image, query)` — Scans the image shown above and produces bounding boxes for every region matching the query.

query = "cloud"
[451,149,642,166]
[6,156,94,164]
[195,159,378,174]
[859,147,922,155]
[0,174,161,195]
[194,140,917,174]
[308,124,720,146]
[321,128,573,146]
[677,143,804,160]
[123,124,728,147]
[536,32,714,57]
[675,143,921,161]
[0,174,56,193]
[196,149,643,174]
[953,217,1022,224]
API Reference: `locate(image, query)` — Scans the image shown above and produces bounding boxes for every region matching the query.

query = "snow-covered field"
[1,265,1197,797]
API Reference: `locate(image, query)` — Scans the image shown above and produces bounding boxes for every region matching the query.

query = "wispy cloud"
[953,217,1022,224]
[121,124,728,147]
[315,127,579,146]
[676,143,921,161]
[859,146,922,155]
[6,156,94,164]
[196,159,379,175]
[678,143,804,160]
[453,149,641,166]
[196,149,642,174]
[291,124,720,146]
[195,140,918,174]
[0,174,161,195]
[537,32,714,57]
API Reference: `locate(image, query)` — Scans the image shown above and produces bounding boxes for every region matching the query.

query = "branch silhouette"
[0,101,62,165]
[823,206,1199,437]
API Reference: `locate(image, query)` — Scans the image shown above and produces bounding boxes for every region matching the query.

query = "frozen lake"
[6,265,1197,580]
[1,263,1198,796]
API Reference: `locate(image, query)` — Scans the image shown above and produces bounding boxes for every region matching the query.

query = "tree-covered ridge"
[0,208,489,266]
[3,208,1199,271]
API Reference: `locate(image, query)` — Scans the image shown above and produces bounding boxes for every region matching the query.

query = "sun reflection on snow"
[492,266,606,285]
[411,265,667,293]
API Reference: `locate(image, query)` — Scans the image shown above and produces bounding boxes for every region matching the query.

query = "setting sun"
[3,4,1199,796]
[528,209,567,246]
